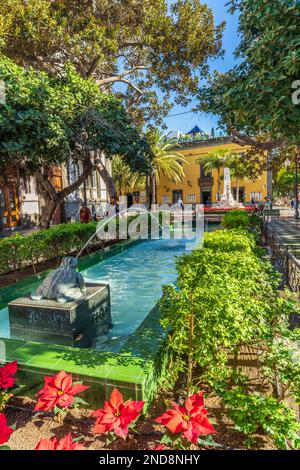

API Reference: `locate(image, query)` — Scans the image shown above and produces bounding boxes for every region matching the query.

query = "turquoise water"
[0,236,198,352]
[81,237,194,351]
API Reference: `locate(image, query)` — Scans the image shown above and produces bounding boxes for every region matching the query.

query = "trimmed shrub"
[222,209,250,229]
[160,227,300,449]
[203,228,256,253]
[0,215,140,276]
[0,222,98,275]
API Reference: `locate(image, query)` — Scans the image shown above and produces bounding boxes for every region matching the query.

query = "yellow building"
[156,137,269,206]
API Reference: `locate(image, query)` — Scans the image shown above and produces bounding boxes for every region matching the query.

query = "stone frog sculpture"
[31,257,86,303]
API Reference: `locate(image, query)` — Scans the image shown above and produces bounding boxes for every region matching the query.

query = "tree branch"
[59,160,94,199]
[98,77,143,94]
[34,170,58,202]
[231,131,286,151]
[97,65,147,93]
[119,42,143,49]
[86,56,102,77]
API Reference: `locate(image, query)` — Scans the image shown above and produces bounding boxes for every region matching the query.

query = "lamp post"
[295,153,299,219]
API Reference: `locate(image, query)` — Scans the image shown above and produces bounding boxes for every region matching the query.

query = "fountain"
[7,206,162,349]
[76,205,163,259]
[8,256,112,348]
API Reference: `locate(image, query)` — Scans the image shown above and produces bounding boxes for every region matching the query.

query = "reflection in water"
[80,237,193,351]
[0,236,196,353]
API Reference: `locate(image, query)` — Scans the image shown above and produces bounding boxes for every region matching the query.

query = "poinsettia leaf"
[105,432,117,446]
[0,445,11,450]
[73,397,89,406]
[72,381,83,385]
[197,435,222,448]
[54,405,68,418]
[129,424,139,434]
[54,405,61,415]
[160,434,173,445]
[10,421,17,431]
[72,436,84,443]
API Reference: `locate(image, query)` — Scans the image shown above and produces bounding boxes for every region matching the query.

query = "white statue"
[220,168,235,207]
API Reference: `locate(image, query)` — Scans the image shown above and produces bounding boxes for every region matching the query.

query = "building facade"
[63,157,111,221]
[0,172,41,232]
[0,158,111,232]
[156,137,269,206]
[0,167,64,233]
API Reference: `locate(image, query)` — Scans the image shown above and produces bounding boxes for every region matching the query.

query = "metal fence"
[262,222,300,298]
[262,221,300,332]
[262,221,300,419]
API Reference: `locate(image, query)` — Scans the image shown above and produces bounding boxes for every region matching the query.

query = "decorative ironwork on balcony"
[198,176,214,187]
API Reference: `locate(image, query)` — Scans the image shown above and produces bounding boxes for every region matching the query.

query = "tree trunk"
[151,172,157,205]
[95,157,117,201]
[145,174,150,209]
[267,152,273,200]
[236,180,240,203]
[35,171,60,229]
[35,159,94,229]
[39,198,59,229]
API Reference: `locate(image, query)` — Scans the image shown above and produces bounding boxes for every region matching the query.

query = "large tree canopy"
[0,55,152,171]
[0,0,224,124]
[198,0,300,149]
[0,55,152,227]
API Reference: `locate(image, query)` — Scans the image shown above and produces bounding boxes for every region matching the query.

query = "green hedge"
[222,209,250,229]
[0,222,99,276]
[203,228,256,253]
[160,228,300,449]
[0,214,142,276]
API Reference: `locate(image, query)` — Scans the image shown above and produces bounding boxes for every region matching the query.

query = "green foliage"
[0,392,11,412]
[0,0,224,124]
[0,215,141,275]
[198,148,233,172]
[112,156,146,196]
[222,210,250,229]
[0,55,152,173]
[223,388,300,450]
[261,328,300,405]
[274,167,296,199]
[248,214,261,229]
[160,227,300,448]
[161,229,280,388]
[0,222,98,275]
[204,228,256,253]
[147,129,187,185]
[198,0,300,146]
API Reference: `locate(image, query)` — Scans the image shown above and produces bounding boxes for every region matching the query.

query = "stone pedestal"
[8,283,112,348]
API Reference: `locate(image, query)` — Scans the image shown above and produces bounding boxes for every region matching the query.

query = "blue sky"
[163,0,240,134]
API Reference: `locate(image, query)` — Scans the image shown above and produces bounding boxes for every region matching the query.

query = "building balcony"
[198,176,214,187]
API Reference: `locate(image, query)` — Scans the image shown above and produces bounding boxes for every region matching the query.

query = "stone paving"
[267,217,300,262]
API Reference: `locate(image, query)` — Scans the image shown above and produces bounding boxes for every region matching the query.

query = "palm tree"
[227,154,248,203]
[112,156,145,197]
[198,149,233,201]
[148,130,187,204]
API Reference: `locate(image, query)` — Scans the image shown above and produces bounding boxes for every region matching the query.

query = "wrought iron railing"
[262,221,300,419]
[262,221,300,302]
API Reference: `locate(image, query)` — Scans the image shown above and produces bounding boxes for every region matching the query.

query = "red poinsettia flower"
[0,413,14,445]
[0,361,18,389]
[35,370,89,412]
[153,443,165,450]
[35,433,85,450]
[92,388,144,439]
[155,391,216,445]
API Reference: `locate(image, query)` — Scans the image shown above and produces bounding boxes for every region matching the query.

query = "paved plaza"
[267,217,300,262]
